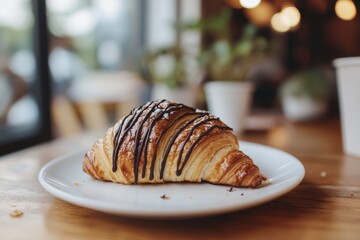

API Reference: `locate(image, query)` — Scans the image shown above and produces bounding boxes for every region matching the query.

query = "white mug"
[333,57,360,157]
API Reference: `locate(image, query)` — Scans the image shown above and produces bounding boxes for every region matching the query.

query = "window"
[0,0,51,155]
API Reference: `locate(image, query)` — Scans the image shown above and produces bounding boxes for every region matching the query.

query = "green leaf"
[180,8,231,37]
[213,40,231,64]
[242,24,257,39]
[234,40,252,57]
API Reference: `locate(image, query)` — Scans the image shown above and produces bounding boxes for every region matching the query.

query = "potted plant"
[185,9,268,135]
[144,46,199,107]
[280,68,330,121]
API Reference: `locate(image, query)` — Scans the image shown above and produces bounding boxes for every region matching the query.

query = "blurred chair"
[0,68,29,125]
[53,71,146,137]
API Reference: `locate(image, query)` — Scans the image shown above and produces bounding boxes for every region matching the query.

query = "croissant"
[83,99,265,188]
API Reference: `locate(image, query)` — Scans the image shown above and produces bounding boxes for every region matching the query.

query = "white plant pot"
[204,81,253,136]
[151,84,197,107]
[281,95,327,121]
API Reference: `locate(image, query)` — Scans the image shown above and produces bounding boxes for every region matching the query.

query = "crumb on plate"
[160,194,169,200]
[227,187,235,192]
[10,210,23,218]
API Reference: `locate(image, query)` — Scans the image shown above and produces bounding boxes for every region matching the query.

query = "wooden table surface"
[1,118,359,240]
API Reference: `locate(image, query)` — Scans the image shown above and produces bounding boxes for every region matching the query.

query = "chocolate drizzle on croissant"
[112,99,231,183]
[83,99,265,188]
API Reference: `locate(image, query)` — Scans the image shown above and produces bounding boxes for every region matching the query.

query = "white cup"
[204,81,253,136]
[333,57,360,157]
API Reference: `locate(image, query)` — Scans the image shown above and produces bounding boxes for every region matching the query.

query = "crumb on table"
[73,181,80,186]
[320,171,327,178]
[10,210,23,218]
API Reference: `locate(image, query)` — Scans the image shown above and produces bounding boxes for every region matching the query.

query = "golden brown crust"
[83,99,265,188]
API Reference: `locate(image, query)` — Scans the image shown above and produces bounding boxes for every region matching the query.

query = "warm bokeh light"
[240,0,261,9]
[271,12,291,32]
[270,3,301,33]
[245,1,275,27]
[281,5,301,27]
[335,0,357,21]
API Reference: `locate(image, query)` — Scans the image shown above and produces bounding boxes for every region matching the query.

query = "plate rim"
[38,141,305,218]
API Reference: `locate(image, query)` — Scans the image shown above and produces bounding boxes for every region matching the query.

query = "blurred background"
[0,0,359,155]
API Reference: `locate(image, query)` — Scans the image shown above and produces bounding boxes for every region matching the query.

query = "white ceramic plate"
[38,142,305,218]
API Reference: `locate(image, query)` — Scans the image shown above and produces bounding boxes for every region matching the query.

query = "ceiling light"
[281,5,301,27]
[335,0,357,21]
[240,0,261,9]
[271,12,291,32]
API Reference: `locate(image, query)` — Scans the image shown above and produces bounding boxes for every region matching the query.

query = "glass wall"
[0,0,51,155]
[1,0,200,150]
[46,0,145,91]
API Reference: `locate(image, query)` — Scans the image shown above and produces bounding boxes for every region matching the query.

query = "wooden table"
[1,118,359,240]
